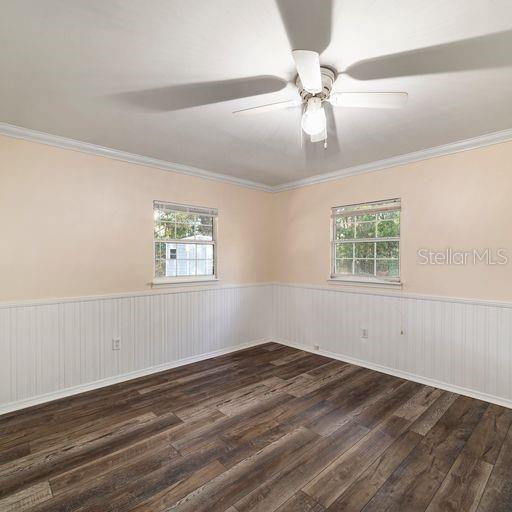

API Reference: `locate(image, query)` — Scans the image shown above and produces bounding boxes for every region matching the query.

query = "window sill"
[327,277,402,289]
[152,276,218,288]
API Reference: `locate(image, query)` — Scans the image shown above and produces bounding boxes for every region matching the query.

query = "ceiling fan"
[233,49,408,145]
[116,0,512,151]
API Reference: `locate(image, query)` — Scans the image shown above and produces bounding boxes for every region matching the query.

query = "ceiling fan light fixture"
[301,97,326,136]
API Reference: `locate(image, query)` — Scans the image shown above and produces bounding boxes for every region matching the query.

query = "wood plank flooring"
[1,342,512,511]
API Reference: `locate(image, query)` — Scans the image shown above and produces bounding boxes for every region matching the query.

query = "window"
[331,198,401,283]
[153,201,217,282]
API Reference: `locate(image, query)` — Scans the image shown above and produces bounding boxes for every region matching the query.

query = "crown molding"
[0,122,274,192]
[272,127,512,192]
[2,121,512,193]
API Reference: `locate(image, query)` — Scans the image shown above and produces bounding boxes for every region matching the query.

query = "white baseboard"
[0,338,271,416]
[3,334,511,416]
[272,338,512,410]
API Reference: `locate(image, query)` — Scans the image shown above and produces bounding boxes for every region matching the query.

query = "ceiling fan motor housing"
[296,67,336,102]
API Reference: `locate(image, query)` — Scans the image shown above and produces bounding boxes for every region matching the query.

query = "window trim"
[330,198,402,286]
[152,275,218,287]
[152,201,218,286]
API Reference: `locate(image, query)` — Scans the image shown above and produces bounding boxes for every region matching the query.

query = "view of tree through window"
[153,202,217,279]
[332,199,401,281]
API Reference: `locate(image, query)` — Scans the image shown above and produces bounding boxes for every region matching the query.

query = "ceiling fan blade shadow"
[346,29,512,80]
[303,134,316,163]
[276,0,333,54]
[325,104,340,154]
[112,76,287,111]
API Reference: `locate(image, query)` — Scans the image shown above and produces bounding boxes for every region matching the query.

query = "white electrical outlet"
[361,328,369,339]
[313,344,320,351]
[112,338,121,350]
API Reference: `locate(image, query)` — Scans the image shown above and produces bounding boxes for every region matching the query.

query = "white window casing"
[153,201,218,285]
[330,198,401,286]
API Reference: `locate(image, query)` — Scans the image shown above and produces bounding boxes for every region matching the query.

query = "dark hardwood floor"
[1,342,512,511]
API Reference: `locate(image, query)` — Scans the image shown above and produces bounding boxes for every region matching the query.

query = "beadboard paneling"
[2,283,512,413]
[0,284,272,413]
[271,284,512,407]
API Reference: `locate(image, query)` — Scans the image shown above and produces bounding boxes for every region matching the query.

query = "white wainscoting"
[0,284,272,414]
[271,283,512,409]
[2,282,512,414]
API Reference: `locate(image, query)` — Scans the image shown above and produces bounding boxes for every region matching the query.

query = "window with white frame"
[153,201,217,281]
[331,198,401,282]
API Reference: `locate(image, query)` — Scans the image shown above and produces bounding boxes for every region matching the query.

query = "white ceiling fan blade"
[292,50,322,93]
[330,92,408,108]
[311,128,327,143]
[233,99,301,115]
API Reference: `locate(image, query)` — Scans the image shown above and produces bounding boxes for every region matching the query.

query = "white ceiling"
[1,0,512,186]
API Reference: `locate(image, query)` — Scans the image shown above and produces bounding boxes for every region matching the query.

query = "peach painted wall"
[271,140,512,302]
[2,134,512,302]
[0,135,273,301]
